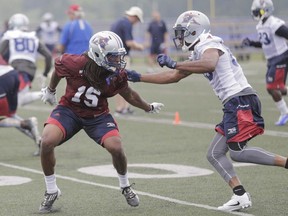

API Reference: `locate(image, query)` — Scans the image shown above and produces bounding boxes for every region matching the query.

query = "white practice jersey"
[38,21,60,45]
[190,34,252,103]
[1,30,39,64]
[256,16,288,59]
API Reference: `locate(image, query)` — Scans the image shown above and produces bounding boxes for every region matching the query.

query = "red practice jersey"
[55,54,128,118]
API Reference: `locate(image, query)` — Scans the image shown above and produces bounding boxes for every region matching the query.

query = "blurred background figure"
[36,12,61,56]
[145,11,169,73]
[57,4,93,54]
[242,0,288,126]
[111,6,145,116]
[0,20,8,38]
[0,64,41,156]
[0,13,52,105]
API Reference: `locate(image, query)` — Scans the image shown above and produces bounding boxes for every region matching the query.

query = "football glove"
[157,54,177,69]
[41,87,57,106]
[242,38,251,47]
[126,70,141,82]
[148,102,164,114]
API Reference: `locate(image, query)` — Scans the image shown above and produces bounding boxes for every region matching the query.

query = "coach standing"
[111,6,145,116]
[57,4,93,54]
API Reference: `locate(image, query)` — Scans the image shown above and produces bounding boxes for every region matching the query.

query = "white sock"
[275,98,288,115]
[0,118,21,127]
[118,173,130,188]
[44,174,58,193]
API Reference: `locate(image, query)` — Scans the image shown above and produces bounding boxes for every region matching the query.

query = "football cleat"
[23,117,41,144]
[217,192,252,212]
[275,114,288,126]
[39,188,61,213]
[121,184,139,207]
[33,138,41,156]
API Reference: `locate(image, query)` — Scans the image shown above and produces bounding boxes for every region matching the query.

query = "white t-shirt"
[38,21,60,45]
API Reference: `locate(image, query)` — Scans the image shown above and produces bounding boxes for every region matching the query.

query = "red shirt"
[55,54,128,118]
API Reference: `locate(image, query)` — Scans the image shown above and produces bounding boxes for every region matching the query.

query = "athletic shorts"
[0,70,19,117]
[266,55,288,90]
[45,105,120,145]
[18,71,32,91]
[215,94,264,143]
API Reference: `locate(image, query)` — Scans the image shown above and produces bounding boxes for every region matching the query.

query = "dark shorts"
[0,70,19,117]
[18,71,32,91]
[266,54,288,90]
[215,94,264,143]
[45,105,120,145]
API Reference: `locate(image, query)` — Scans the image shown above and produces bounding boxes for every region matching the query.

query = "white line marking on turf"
[23,105,288,138]
[0,162,254,216]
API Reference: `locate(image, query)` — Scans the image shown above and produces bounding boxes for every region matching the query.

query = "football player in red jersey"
[38,31,164,213]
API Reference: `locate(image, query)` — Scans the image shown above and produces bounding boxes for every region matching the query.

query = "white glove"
[37,74,47,88]
[41,87,57,106]
[148,102,164,114]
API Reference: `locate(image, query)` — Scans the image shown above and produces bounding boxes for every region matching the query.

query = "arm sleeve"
[275,25,288,40]
[250,40,262,48]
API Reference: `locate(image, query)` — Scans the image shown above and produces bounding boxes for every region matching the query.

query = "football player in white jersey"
[36,12,61,54]
[242,0,288,126]
[0,13,52,106]
[126,10,288,212]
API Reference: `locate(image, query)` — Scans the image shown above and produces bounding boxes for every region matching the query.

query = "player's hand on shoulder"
[157,54,177,69]
[41,87,57,106]
[126,70,141,82]
[147,102,164,114]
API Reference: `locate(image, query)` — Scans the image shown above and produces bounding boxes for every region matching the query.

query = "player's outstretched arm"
[119,86,164,113]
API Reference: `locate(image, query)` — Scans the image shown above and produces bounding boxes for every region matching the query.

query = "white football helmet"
[8,13,29,31]
[173,10,210,52]
[88,31,127,72]
[42,12,53,22]
[251,0,274,21]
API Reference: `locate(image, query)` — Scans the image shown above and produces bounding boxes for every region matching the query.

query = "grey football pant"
[206,133,275,183]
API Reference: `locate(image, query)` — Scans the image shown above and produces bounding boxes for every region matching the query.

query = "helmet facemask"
[251,0,274,21]
[173,11,210,52]
[104,51,127,72]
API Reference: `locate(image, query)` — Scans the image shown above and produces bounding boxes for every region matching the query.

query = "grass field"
[1,57,288,216]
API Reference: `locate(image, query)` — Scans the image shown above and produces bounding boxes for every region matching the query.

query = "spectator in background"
[145,11,169,73]
[242,0,288,126]
[111,6,145,116]
[57,4,93,55]
[0,20,8,38]
[36,12,61,55]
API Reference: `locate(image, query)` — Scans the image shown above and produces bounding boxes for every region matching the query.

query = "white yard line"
[22,105,288,138]
[0,162,254,216]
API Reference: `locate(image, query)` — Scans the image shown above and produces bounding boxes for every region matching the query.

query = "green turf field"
[1,57,287,216]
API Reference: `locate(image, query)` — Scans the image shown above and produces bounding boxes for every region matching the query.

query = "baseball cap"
[67,4,82,13]
[125,6,144,23]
